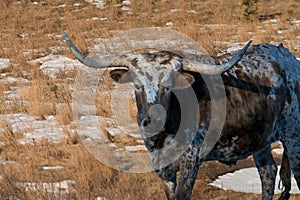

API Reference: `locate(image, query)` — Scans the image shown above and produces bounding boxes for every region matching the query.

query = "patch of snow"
[57,4,66,8]
[73,3,81,7]
[0,157,17,165]
[125,145,147,151]
[121,6,130,11]
[75,115,106,140]
[118,124,140,138]
[29,54,64,65]
[85,0,105,9]
[122,0,131,5]
[83,137,92,143]
[18,33,29,39]
[292,20,300,24]
[170,9,180,13]
[48,46,66,54]
[137,139,144,144]
[263,19,278,24]
[210,166,300,194]
[0,58,10,70]
[96,197,109,200]
[0,77,30,84]
[90,17,108,21]
[0,113,68,144]
[2,87,22,99]
[30,54,84,78]
[23,49,40,57]
[187,10,197,14]
[16,180,75,195]
[38,165,64,170]
[106,127,123,138]
[166,22,173,27]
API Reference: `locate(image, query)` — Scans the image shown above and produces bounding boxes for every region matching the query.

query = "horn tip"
[246,40,253,46]
[62,30,69,41]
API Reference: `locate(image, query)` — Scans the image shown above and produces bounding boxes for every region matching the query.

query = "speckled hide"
[64,32,300,200]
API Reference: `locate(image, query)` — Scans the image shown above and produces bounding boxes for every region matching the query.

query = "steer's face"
[109,52,194,135]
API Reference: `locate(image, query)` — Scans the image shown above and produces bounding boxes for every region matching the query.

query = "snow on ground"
[0,108,142,149]
[0,157,18,165]
[38,165,64,170]
[15,180,76,196]
[125,145,147,151]
[96,197,109,200]
[0,77,30,84]
[76,114,144,148]
[210,166,300,194]
[89,17,108,21]
[0,113,68,144]
[0,58,10,70]
[85,0,105,9]
[2,87,22,100]
[29,54,84,78]
[29,54,79,76]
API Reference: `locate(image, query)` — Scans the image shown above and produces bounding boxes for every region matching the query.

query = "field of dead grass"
[0,0,300,199]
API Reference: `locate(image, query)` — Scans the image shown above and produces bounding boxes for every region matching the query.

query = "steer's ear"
[110,68,132,83]
[174,72,195,89]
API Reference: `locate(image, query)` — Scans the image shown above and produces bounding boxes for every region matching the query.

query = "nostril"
[142,117,151,127]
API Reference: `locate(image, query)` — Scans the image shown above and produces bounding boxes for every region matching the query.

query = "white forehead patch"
[130,53,180,103]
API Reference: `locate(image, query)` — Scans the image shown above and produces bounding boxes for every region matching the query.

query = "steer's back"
[204,43,300,163]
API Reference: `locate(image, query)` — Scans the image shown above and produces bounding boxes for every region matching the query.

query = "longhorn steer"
[63,31,300,200]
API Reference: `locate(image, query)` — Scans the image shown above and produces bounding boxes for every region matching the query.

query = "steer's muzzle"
[141,117,151,127]
[139,104,167,138]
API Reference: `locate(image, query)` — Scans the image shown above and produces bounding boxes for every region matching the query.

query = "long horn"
[182,40,252,74]
[62,31,128,68]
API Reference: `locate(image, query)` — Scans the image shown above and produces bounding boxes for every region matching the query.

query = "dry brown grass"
[0,0,300,199]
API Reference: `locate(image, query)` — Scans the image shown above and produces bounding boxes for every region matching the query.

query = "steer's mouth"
[140,118,166,138]
[139,104,167,138]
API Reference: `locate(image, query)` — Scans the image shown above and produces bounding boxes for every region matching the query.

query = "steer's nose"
[141,117,151,127]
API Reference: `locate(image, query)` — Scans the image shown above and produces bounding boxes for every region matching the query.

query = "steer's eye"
[134,84,143,91]
[164,86,171,93]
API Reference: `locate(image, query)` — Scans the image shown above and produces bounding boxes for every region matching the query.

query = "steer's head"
[108,52,197,135]
[63,31,251,137]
